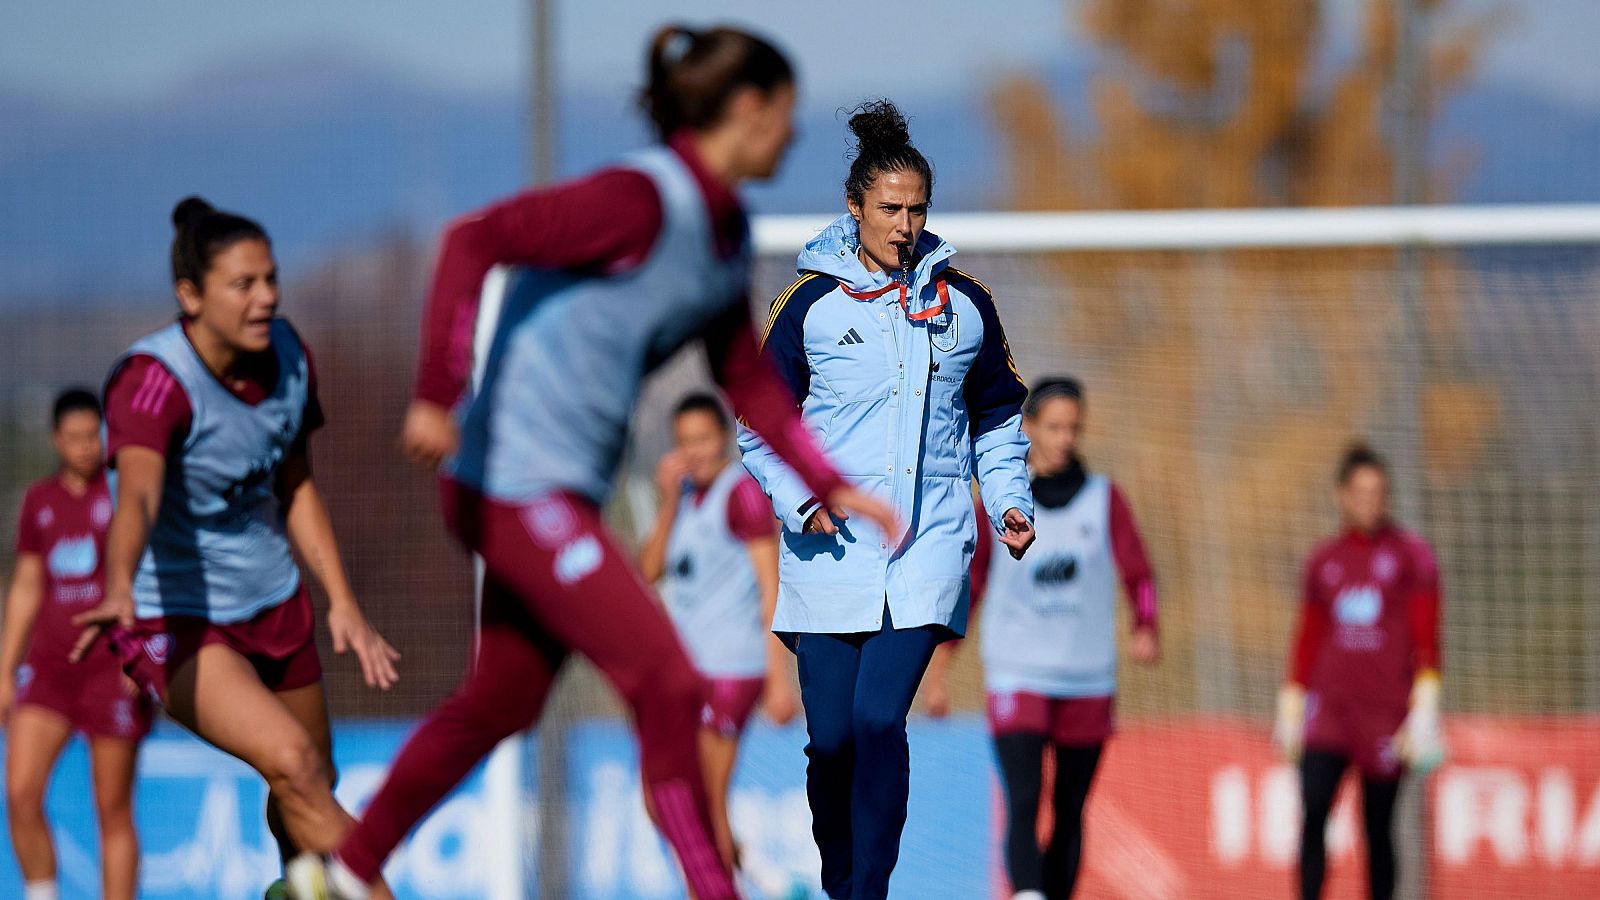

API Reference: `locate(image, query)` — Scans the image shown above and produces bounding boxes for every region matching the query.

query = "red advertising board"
[1001,716,1600,899]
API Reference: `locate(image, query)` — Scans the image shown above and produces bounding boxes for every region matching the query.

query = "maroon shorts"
[15,654,153,741]
[1304,692,1407,780]
[699,677,764,738]
[114,586,323,703]
[987,691,1115,746]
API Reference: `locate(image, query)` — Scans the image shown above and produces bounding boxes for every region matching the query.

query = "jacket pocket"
[820,397,893,477]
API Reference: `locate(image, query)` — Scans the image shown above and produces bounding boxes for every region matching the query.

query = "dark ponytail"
[169,195,270,287]
[844,99,935,206]
[641,25,793,140]
[1337,442,1388,484]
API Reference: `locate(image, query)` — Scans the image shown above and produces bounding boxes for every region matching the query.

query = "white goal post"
[752,203,1600,253]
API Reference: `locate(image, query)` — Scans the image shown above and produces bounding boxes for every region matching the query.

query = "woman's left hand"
[998,508,1036,560]
[328,603,402,690]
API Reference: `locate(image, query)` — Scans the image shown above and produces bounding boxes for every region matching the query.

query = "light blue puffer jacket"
[739,214,1032,636]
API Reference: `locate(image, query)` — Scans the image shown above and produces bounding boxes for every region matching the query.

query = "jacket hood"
[795,214,955,302]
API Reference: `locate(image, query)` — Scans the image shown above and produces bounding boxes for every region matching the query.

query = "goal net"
[629,205,1600,900]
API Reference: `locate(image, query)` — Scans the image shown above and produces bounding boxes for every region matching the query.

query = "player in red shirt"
[1274,444,1443,900]
[1,390,153,900]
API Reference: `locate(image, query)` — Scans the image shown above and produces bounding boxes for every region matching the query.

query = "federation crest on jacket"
[928,310,958,353]
[739,214,1033,638]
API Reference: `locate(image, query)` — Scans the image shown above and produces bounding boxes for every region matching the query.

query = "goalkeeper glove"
[1394,670,1445,773]
[1274,684,1307,762]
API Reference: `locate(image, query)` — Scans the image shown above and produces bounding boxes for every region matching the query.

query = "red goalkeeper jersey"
[1289,523,1441,713]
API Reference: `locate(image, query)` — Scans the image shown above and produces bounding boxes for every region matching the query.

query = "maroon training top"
[1288,524,1442,711]
[13,469,118,672]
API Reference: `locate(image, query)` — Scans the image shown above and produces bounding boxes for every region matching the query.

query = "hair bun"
[847,100,912,152]
[172,196,215,229]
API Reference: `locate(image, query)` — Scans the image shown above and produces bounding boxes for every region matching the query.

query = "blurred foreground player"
[1274,444,1444,900]
[1,391,152,900]
[955,377,1159,900]
[72,198,401,899]
[639,393,800,874]
[289,25,895,900]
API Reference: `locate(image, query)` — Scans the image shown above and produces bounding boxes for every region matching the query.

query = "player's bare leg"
[268,682,338,862]
[699,729,742,871]
[87,734,141,900]
[164,644,392,898]
[4,705,73,892]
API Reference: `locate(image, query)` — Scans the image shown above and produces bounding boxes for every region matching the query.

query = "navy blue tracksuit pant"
[794,606,944,900]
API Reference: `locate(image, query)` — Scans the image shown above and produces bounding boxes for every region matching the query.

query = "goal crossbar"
[752,204,1600,254]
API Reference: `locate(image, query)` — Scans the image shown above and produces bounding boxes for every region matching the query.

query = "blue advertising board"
[0,716,996,899]
[0,720,518,900]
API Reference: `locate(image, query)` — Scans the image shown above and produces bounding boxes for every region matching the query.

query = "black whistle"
[897,242,913,273]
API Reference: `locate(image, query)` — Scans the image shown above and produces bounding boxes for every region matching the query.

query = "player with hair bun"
[72,197,400,900]
[1275,444,1444,900]
[287,25,895,900]
[741,98,1035,899]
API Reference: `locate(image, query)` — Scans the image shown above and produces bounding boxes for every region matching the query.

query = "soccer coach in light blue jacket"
[740,99,1036,899]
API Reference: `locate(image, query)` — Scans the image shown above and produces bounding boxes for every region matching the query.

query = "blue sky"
[6,0,1596,109]
[2,0,1596,302]
[0,0,1068,106]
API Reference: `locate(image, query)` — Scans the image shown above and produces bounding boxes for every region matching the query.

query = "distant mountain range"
[1,47,1596,305]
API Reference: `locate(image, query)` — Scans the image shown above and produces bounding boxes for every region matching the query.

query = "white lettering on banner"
[1580,780,1600,866]
[1211,767,1250,865]
[1540,769,1575,865]
[1209,765,1358,868]
[1260,766,1300,865]
[1438,767,1531,865]
[1208,764,1600,872]
[1525,767,1600,868]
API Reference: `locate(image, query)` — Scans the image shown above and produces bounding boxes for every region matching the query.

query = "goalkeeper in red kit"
[1274,444,1443,900]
